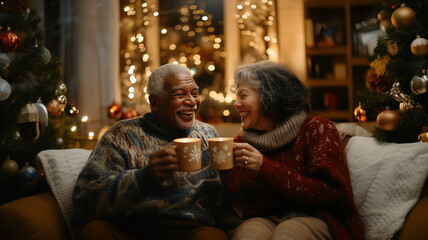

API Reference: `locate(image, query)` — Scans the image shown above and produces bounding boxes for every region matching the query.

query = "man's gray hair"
[147,63,192,96]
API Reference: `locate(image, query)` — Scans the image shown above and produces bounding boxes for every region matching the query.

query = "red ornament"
[354,103,367,122]
[121,108,137,120]
[0,28,20,52]
[107,102,122,119]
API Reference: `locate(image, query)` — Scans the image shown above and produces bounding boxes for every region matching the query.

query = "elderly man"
[71,64,226,240]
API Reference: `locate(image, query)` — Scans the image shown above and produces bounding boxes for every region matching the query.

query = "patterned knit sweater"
[71,113,223,232]
[224,116,364,240]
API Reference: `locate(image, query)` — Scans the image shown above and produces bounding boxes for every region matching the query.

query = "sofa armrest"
[396,184,428,240]
[0,192,69,240]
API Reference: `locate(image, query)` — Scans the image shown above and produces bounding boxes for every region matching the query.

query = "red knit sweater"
[224,116,364,240]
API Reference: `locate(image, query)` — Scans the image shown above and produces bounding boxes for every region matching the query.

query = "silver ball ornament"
[39,47,51,64]
[0,52,11,67]
[56,137,64,145]
[57,83,67,95]
[35,102,48,128]
[0,77,11,101]
[410,73,428,95]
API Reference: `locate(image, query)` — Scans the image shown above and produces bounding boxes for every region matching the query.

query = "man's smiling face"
[152,72,200,131]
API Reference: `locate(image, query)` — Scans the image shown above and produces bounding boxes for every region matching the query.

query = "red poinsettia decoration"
[366,68,392,93]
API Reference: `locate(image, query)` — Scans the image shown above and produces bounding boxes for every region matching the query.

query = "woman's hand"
[233,142,263,175]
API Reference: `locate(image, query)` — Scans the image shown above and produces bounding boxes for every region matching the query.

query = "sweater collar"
[141,112,192,141]
[242,110,308,153]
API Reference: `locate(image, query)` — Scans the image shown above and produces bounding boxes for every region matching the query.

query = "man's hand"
[149,146,180,186]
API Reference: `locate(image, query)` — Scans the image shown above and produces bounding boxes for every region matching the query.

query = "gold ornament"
[354,103,367,122]
[399,102,407,112]
[399,102,414,112]
[410,35,428,57]
[377,107,400,131]
[46,99,60,115]
[391,4,416,28]
[0,156,19,179]
[387,41,399,56]
[418,127,428,142]
[57,95,67,109]
[380,20,392,33]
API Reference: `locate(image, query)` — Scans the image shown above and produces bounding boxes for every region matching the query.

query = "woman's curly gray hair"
[147,63,192,96]
[233,60,311,123]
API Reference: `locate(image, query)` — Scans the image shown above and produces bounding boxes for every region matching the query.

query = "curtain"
[60,0,121,135]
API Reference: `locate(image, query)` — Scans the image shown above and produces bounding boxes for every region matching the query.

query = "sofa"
[1,122,428,240]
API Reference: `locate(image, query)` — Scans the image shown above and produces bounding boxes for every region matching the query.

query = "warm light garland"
[117,0,278,122]
[159,0,225,96]
[235,0,278,62]
[120,0,158,113]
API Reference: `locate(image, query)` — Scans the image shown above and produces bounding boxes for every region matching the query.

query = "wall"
[277,0,306,82]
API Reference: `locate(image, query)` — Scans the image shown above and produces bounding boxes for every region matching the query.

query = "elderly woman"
[223,60,364,240]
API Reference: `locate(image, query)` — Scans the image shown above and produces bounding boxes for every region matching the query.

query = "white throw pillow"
[334,122,372,142]
[345,136,428,240]
[37,148,91,239]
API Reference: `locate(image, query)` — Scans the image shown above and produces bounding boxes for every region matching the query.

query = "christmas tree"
[357,0,428,143]
[0,0,75,203]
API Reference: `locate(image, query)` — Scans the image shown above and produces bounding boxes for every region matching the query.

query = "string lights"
[116,0,278,123]
[159,0,225,95]
[120,0,158,113]
[235,0,278,63]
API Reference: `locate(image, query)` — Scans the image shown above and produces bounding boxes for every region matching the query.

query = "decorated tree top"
[358,0,428,143]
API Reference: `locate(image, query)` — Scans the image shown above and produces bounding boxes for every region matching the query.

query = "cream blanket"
[345,136,428,240]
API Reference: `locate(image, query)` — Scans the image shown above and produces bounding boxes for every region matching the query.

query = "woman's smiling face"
[233,82,276,131]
